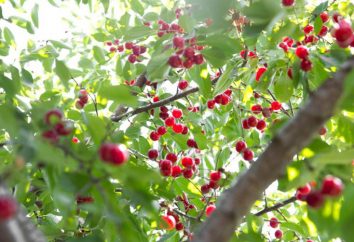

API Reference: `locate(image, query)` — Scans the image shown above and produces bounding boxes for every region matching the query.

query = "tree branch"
[192,57,354,242]
[253,196,296,217]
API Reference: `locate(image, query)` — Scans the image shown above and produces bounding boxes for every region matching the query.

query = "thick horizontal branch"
[192,57,354,242]
[253,196,297,217]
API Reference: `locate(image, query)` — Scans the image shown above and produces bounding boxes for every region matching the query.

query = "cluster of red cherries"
[42,109,73,143]
[206,89,233,109]
[296,176,343,209]
[99,143,129,166]
[106,39,147,64]
[75,89,89,109]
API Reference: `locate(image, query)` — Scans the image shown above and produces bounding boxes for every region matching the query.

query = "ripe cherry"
[168,55,182,68]
[297,183,311,195]
[187,139,198,148]
[181,157,194,168]
[148,149,158,160]
[295,45,309,59]
[42,130,59,143]
[99,143,129,165]
[319,26,329,37]
[150,131,160,141]
[125,42,133,49]
[171,165,182,177]
[0,196,17,221]
[269,217,279,228]
[161,215,176,230]
[207,100,216,109]
[256,120,266,130]
[243,149,254,161]
[193,54,204,65]
[318,126,327,135]
[157,126,167,135]
[181,125,189,135]
[306,191,324,208]
[251,104,262,114]
[183,47,195,58]
[152,96,160,102]
[210,171,222,182]
[321,176,343,197]
[255,66,267,81]
[247,116,258,127]
[178,80,189,90]
[183,169,194,178]
[172,109,183,119]
[166,153,178,163]
[271,101,282,111]
[173,36,185,49]
[128,54,137,63]
[165,117,175,127]
[235,141,247,153]
[201,184,210,194]
[320,12,329,23]
[205,205,216,217]
[172,123,184,133]
[242,119,251,129]
[175,223,184,231]
[300,59,312,72]
[275,229,283,239]
[282,0,295,7]
[303,25,314,35]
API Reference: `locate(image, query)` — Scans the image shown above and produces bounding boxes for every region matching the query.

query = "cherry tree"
[0,0,353,241]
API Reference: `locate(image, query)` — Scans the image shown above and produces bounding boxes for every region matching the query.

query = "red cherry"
[172,109,183,119]
[165,117,175,127]
[287,68,293,79]
[255,66,267,81]
[297,183,311,195]
[303,25,314,35]
[251,104,262,114]
[319,26,328,37]
[181,157,194,168]
[171,165,182,177]
[128,54,137,63]
[240,50,246,59]
[248,51,257,58]
[183,169,194,178]
[183,59,194,69]
[282,0,295,7]
[243,149,254,161]
[181,125,189,135]
[194,158,201,165]
[54,121,73,136]
[99,143,129,165]
[321,176,343,197]
[333,19,353,42]
[44,109,63,126]
[193,54,204,65]
[75,99,86,109]
[300,59,312,72]
[76,195,94,204]
[0,196,17,221]
[157,126,167,135]
[306,191,324,208]
[214,94,223,104]
[168,55,182,68]
[242,119,250,129]
[152,96,159,102]
[295,45,309,59]
[271,101,282,111]
[205,205,216,217]
[201,184,210,194]
[183,47,195,58]
[247,116,258,127]
[72,137,79,143]
[125,42,133,49]
[178,80,189,90]
[117,45,124,52]
[320,12,329,23]
[148,149,158,160]
[132,45,140,55]
[208,180,220,189]
[333,12,341,23]
[160,106,168,113]
[269,217,279,228]
[235,141,247,153]
[176,223,184,230]
[109,47,117,52]
[173,36,185,49]
[256,120,266,130]
[220,94,230,105]
[187,139,198,148]
[210,171,222,181]
[172,123,184,133]
[42,130,59,143]
[275,229,283,239]
[207,100,216,109]
[150,131,160,141]
[166,153,178,163]
[161,215,176,230]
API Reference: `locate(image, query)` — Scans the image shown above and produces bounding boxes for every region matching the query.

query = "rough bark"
[192,57,354,242]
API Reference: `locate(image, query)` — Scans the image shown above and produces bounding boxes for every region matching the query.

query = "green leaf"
[339,186,354,242]
[146,49,173,81]
[178,14,195,33]
[274,73,294,102]
[54,60,71,89]
[340,69,354,111]
[99,85,138,107]
[92,32,109,42]
[123,26,154,42]
[21,68,34,84]
[213,64,234,95]
[314,15,323,35]
[311,1,328,17]
[92,46,106,64]
[31,4,39,28]
[86,115,107,145]
[4,27,15,47]
[311,149,354,166]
